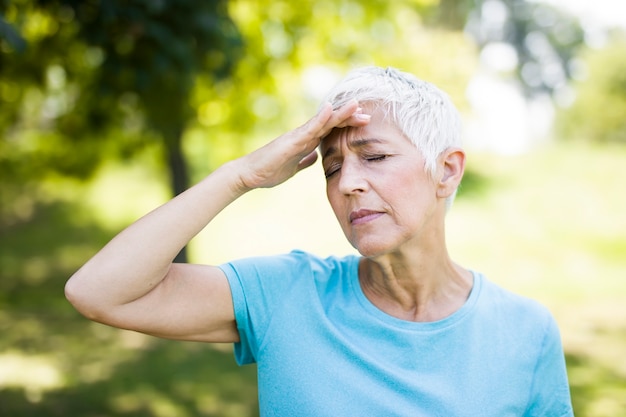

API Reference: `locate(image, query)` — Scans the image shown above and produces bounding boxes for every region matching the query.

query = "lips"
[349,209,384,225]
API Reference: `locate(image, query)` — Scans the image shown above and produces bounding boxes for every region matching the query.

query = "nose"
[337,158,368,195]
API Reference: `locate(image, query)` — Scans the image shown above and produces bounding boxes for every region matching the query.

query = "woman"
[66,66,573,416]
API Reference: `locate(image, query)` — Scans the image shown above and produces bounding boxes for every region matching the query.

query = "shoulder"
[472,274,565,367]
[475,274,558,334]
[220,250,358,284]
[479,275,550,314]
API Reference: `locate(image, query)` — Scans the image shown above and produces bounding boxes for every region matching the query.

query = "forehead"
[320,107,406,157]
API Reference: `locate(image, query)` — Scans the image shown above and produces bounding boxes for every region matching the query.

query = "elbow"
[64,276,81,310]
[64,272,103,322]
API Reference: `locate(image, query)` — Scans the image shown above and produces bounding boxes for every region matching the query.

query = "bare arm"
[65,101,369,343]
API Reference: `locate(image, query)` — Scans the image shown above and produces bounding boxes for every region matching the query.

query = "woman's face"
[320,107,443,258]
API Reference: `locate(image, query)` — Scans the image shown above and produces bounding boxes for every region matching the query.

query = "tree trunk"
[164,125,190,263]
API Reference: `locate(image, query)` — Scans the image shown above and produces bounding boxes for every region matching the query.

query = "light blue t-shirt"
[220,250,573,417]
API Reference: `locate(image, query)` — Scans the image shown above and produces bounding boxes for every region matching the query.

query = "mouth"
[349,209,384,225]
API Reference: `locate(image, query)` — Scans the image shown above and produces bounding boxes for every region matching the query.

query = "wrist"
[214,159,255,197]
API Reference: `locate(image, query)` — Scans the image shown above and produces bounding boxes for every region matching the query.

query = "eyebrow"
[322,138,386,160]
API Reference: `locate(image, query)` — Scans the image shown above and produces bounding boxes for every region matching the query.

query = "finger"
[303,102,334,132]
[292,100,368,149]
[336,111,371,128]
[299,102,334,138]
[330,99,360,124]
[314,100,359,136]
[320,101,372,134]
[297,150,318,171]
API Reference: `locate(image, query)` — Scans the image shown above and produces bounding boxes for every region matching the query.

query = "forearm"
[65,100,367,326]
[65,159,249,315]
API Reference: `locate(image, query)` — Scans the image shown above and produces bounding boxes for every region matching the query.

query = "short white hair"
[322,66,462,209]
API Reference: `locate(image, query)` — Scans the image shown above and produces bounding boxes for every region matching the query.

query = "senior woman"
[65,66,573,416]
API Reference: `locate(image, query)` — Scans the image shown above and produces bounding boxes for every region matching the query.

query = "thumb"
[297,150,318,172]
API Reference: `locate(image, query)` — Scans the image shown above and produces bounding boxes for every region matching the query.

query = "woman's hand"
[235,100,370,191]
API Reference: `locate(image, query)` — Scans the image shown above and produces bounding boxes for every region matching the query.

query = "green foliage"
[0,14,26,52]
[0,2,102,193]
[555,33,626,143]
[206,0,476,140]
[0,0,243,216]
[0,0,586,205]
[63,0,242,127]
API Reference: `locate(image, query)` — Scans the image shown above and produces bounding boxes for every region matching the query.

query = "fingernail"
[355,113,371,121]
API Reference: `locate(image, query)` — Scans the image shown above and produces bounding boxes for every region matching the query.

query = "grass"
[1,140,625,416]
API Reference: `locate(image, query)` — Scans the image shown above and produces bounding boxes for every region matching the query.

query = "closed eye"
[365,154,389,162]
[324,164,341,178]
[325,155,389,178]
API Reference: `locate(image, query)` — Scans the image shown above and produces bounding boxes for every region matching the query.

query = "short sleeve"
[219,261,256,365]
[219,252,311,366]
[525,314,574,416]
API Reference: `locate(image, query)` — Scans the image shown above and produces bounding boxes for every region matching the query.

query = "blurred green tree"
[1,0,242,260]
[555,32,626,143]
[1,0,587,249]
[0,0,587,204]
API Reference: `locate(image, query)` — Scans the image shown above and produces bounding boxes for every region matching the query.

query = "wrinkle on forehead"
[321,136,387,160]
[320,125,365,157]
[320,109,411,161]
[320,105,394,156]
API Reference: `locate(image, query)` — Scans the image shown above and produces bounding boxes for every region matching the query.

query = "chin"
[352,239,395,259]
[350,230,418,259]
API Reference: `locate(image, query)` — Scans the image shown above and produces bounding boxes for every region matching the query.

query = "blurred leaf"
[0,15,27,52]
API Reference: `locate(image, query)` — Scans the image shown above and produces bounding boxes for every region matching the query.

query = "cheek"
[326,187,344,221]
[386,170,436,213]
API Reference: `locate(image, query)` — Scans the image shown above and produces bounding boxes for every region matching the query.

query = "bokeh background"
[1,0,625,416]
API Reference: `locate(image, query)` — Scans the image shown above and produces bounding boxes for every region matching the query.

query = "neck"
[359,248,472,322]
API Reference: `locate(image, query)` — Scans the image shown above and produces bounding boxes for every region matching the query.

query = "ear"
[436,148,465,199]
